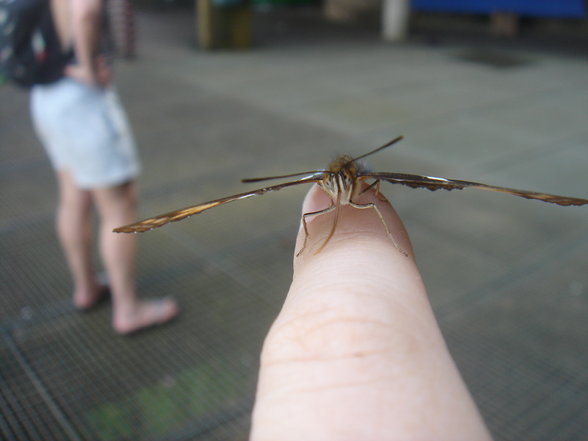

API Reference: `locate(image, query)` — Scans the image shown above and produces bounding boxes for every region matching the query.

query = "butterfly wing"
[114,177,321,233]
[363,172,588,207]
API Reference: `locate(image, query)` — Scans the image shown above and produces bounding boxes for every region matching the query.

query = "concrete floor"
[1,6,587,441]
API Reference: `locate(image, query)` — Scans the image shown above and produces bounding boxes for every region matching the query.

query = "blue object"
[411,0,586,18]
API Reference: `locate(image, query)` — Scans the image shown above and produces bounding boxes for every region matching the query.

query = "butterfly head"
[318,155,363,204]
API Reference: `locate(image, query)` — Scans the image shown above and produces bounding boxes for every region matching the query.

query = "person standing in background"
[31,0,178,334]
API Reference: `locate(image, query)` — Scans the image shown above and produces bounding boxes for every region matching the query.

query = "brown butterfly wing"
[114,177,321,233]
[364,172,588,207]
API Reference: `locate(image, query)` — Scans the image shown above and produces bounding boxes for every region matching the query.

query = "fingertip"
[301,184,331,214]
[294,185,413,263]
[284,186,424,338]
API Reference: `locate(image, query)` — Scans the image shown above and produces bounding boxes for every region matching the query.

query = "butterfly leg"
[349,201,408,256]
[360,179,387,202]
[297,204,336,257]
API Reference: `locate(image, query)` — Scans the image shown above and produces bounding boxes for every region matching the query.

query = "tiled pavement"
[1,5,587,441]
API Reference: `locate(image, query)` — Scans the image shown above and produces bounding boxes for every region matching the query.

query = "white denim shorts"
[30,78,140,189]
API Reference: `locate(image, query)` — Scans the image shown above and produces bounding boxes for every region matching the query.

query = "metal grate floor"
[1,217,293,441]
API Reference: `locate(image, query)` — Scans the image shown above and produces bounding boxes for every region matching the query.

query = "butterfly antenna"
[344,136,404,167]
[242,170,329,184]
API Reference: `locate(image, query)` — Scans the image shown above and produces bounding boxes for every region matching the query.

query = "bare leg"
[93,181,137,311]
[93,181,178,334]
[56,170,103,309]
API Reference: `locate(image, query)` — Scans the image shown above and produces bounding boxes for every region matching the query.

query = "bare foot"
[74,276,110,311]
[113,298,178,335]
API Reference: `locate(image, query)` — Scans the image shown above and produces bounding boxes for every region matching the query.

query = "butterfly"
[114,136,588,255]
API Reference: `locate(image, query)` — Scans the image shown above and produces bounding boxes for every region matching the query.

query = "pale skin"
[251,185,493,441]
[49,0,177,333]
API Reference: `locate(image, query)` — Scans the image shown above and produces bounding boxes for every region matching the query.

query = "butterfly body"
[319,155,364,207]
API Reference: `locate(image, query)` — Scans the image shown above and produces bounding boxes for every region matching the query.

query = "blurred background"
[1,1,587,440]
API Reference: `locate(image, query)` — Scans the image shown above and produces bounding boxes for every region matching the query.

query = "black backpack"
[0,0,70,88]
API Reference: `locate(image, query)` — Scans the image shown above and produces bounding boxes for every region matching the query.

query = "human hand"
[251,185,492,441]
[64,56,111,87]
